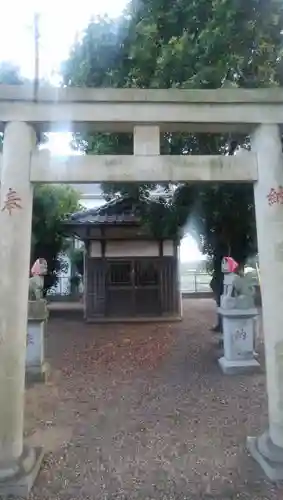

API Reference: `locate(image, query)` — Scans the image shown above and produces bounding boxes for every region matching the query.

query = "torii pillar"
[0,122,43,496]
[248,124,283,480]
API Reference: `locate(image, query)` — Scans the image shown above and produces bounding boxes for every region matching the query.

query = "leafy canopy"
[60,0,281,271]
[32,184,81,288]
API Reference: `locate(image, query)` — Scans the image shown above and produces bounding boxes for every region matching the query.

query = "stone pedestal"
[218,307,260,374]
[26,300,49,383]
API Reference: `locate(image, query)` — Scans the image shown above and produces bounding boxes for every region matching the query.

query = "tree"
[62,16,128,88]
[32,184,81,290]
[0,63,81,288]
[0,61,25,85]
[121,0,283,89]
[61,0,283,275]
[69,246,84,276]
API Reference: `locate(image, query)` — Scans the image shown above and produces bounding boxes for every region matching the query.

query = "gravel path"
[24,299,283,499]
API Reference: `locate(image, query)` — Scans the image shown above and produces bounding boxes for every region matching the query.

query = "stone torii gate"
[0,85,283,494]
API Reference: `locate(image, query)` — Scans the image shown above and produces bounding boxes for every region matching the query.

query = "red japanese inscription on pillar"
[26,333,34,346]
[267,186,283,206]
[1,188,22,215]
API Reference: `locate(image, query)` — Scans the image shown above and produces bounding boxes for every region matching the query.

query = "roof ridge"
[66,195,141,224]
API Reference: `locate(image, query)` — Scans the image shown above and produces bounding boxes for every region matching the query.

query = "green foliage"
[0,63,80,289]
[61,0,283,274]
[138,187,197,241]
[62,16,128,88]
[0,61,24,85]
[69,274,82,294]
[32,185,81,289]
[69,246,84,276]
[122,0,283,89]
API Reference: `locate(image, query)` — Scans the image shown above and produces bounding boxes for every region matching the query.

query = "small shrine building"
[65,196,182,322]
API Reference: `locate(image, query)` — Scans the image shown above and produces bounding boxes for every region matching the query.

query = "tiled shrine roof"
[65,197,142,226]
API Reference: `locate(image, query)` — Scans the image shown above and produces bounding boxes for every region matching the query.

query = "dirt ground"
[24,298,283,500]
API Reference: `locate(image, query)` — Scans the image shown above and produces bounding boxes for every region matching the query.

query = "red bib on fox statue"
[221,256,239,302]
[29,258,48,300]
[222,256,239,274]
[31,258,47,276]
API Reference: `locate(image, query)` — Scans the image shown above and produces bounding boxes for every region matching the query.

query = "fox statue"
[28,258,48,300]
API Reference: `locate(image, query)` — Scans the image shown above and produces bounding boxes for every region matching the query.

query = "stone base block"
[28,299,48,321]
[26,318,47,384]
[247,433,283,481]
[0,445,44,498]
[25,362,49,384]
[218,356,260,375]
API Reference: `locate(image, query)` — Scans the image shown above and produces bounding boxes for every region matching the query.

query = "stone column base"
[218,356,260,375]
[0,445,44,497]
[247,431,283,481]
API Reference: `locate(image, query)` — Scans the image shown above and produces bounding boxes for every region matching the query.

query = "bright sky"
[0,0,127,81]
[0,0,204,263]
